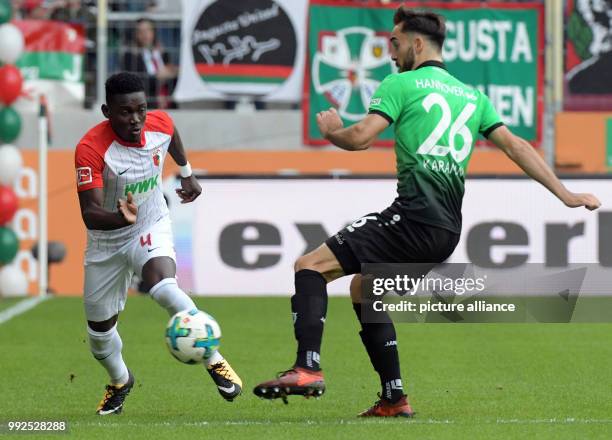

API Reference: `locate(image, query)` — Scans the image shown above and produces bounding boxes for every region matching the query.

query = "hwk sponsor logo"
[124,175,159,196]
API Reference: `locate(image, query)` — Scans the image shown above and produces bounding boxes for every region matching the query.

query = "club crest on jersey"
[76,167,92,186]
[153,148,161,167]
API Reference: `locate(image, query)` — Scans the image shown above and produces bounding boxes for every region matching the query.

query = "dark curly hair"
[105,72,145,103]
[393,7,446,50]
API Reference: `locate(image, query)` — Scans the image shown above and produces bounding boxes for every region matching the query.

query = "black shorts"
[325,200,460,275]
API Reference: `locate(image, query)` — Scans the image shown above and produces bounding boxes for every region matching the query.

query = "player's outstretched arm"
[317,107,389,151]
[78,188,137,230]
[488,125,601,211]
[168,126,202,204]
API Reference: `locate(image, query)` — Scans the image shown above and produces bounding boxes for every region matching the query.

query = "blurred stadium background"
[0,0,610,300]
[2,1,612,437]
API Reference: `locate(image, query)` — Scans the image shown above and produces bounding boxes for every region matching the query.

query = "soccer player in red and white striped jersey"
[75,72,242,415]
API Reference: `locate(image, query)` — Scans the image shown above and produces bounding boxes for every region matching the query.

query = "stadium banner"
[11,151,86,296]
[10,157,609,297]
[174,0,307,102]
[167,177,611,296]
[608,118,612,167]
[14,20,85,82]
[555,112,612,171]
[564,0,612,110]
[304,1,544,147]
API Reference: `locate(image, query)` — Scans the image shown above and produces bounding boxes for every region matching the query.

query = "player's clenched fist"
[117,191,138,224]
[316,107,344,139]
[175,175,202,204]
[563,192,602,211]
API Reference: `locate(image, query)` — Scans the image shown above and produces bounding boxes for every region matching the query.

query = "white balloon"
[0,144,22,185]
[0,24,24,64]
[0,265,28,298]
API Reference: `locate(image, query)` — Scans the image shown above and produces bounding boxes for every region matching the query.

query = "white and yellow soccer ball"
[165,309,221,364]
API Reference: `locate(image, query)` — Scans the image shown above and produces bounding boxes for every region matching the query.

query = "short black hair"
[393,7,446,49]
[136,17,155,27]
[105,72,145,103]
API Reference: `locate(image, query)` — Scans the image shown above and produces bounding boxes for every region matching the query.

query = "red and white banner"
[15,20,85,82]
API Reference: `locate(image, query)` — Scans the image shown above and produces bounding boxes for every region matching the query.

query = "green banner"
[17,52,83,82]
[304,2,543,146]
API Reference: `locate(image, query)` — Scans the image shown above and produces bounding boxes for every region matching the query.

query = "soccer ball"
[165,309,221,364]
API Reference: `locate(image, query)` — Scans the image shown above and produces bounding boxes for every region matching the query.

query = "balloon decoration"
[0,226,18,264]
[0,5,27,299]
[0,265,28,297]
[0,185,17,225]
[0,7,24,147]
[0,23,24,64]
[0,144,22,185]
[0,65,23,105]
[0,107,22,143]
[0,0,11,25]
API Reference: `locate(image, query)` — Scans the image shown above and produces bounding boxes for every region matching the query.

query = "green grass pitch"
[1,296,612,439]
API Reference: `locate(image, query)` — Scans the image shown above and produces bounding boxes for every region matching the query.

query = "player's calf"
[292,269,327,371]
[87,324,130,388]
[352,276,405,404]
[149,278,196,316]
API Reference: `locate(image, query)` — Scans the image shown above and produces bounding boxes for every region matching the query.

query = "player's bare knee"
[294,254,319,273]
[141,257,176,292]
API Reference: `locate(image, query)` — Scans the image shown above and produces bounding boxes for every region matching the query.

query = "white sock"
[204,350,224,368]
[149,278,197,316]
[87,324,129,385]
[149,279,223,368]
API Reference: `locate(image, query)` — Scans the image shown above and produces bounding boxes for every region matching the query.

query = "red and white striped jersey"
[75,110,173,261]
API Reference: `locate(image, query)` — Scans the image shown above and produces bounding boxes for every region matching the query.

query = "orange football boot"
[358,394,415,418]
[253,367,325,403]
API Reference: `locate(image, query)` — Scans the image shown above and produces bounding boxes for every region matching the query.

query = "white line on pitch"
[71,418,612,428]
[0,296,50,325]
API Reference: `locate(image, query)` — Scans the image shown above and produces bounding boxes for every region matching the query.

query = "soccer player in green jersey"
[254,7,601,417]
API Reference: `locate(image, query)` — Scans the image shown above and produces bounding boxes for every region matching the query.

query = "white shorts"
[83,217,176,322]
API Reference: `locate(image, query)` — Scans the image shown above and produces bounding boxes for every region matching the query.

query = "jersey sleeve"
[368,74,403,125]
[75,143,104,192]
[145,110,174,136]
[478,92,504,138]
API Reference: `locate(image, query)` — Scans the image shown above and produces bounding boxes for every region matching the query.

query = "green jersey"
[368,61,503,233]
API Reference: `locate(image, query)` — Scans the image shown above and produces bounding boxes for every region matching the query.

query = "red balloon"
[0,185,18,225]
[0,65,23,105]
